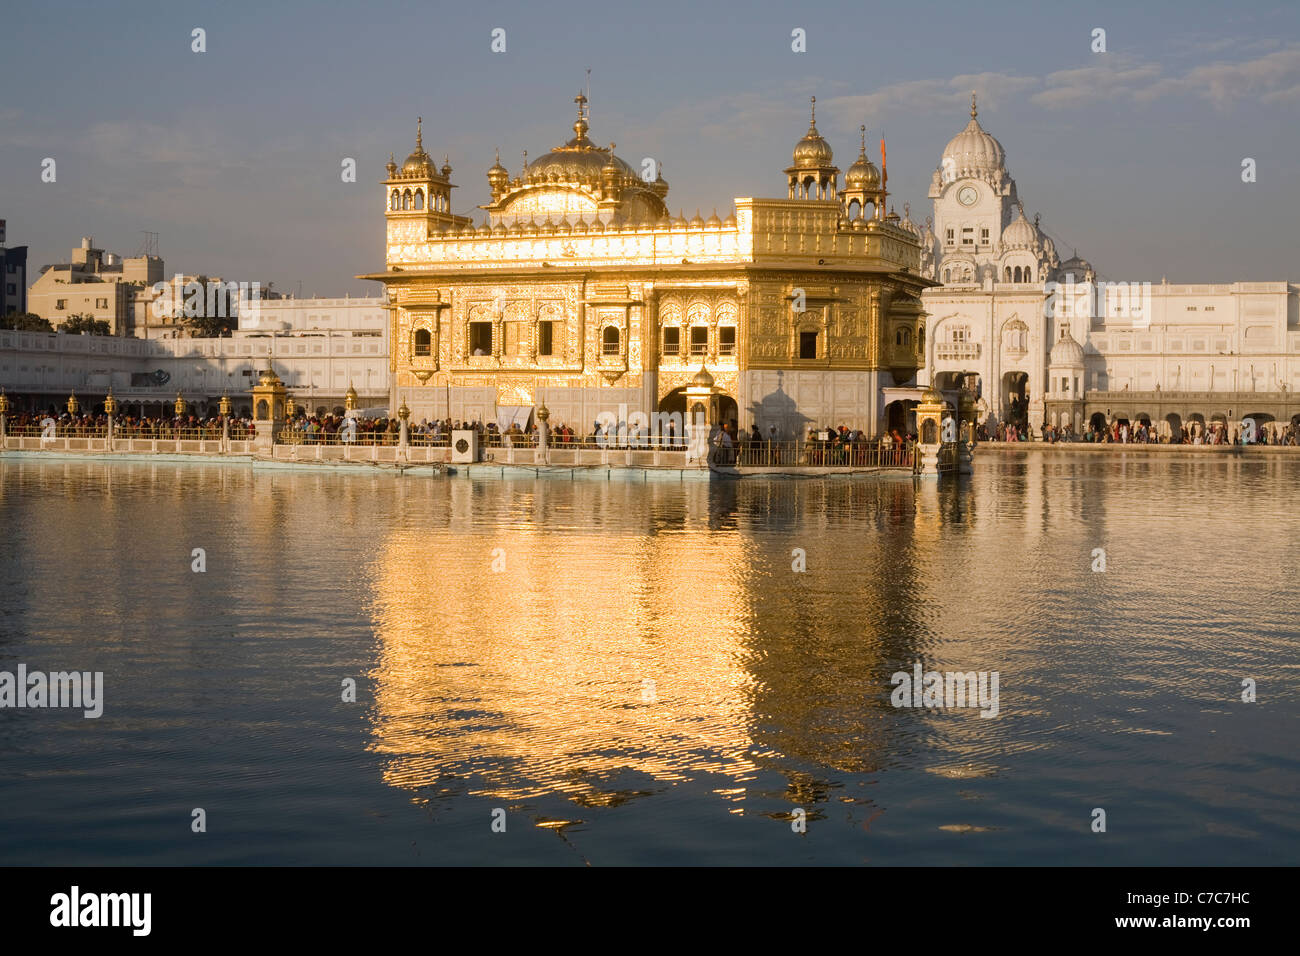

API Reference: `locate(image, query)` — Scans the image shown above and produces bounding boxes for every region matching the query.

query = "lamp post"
[397,400,410,460]
[0,388,9,445]
[219,392,232,450]
[104,387,118,451]
[536,400,550,465]
[174,391,187,438]
[67,391,80,416]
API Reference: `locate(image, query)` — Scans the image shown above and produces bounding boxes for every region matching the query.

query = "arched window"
[1013,266,1022,283]
[602,325,621,355]
[848,199,861,220]
[1004,266,1012,282]
[943,269,951,283]
[413,328,431,356]
[402,189,412,210]
[390,189,400,211]
[413,190,424,210]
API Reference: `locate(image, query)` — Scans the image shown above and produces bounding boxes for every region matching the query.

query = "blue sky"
[2,0,1297,295]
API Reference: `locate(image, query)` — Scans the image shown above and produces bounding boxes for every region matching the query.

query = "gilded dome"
[942,94,1006,177]
[401,117,435,176]
[844,126,880,188]
[791,96,834,169]
[692,365,715,388]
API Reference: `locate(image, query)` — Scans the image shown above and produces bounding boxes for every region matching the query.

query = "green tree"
[5,312,54,332]
[180,275,237,337]
[61,313,112,335]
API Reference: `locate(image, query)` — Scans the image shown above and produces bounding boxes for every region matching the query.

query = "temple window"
[799,331,818,359]
[690,326,708,356]
[538,321,555,356]
[602,326,621,355]
[719,326,736,355]
[469,321,492,355]
[662,327,680,355]
[413,190,424,210]
[413,328,431,356]
[390,190,400,211]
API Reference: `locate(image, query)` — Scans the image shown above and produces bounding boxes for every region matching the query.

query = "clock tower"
[927,93,1019,283]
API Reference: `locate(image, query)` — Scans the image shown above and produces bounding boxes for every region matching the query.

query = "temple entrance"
[718,395,738,433]
[1002,372,1029,429]
[659,387,687,418]
[884,400,917,439]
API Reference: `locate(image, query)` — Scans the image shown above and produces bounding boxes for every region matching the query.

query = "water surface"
[0,454,1296,865]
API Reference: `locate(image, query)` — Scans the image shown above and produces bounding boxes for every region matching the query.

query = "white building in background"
[0,294,391,418]
[913,95,1300,437]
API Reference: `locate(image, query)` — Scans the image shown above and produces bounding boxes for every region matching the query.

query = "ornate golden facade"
[361,95,933,436]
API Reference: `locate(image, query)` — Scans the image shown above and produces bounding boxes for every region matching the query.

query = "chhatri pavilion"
[361,94,933,438]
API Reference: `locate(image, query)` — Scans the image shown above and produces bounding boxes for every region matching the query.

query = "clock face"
[958,186,978,206]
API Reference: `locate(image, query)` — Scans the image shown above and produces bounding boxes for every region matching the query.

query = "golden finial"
[970,91,977,119]
[416,116,423,149]
[809,95,817,127]
[860,124,866,152]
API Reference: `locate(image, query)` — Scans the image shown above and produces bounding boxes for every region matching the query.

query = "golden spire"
[573,91,590,144]
[809,95,817,129]
[416,116,423,150]
[970,91,977,119]
[859,124,866,153]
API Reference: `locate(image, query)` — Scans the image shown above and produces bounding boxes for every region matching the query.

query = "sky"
[2,0,1297,296]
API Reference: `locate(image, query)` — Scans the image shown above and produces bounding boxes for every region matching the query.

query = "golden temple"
[361,94,932,438]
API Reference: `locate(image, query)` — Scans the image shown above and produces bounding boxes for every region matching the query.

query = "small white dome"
[1050,330,1085,367]
[1001,207,1037,249]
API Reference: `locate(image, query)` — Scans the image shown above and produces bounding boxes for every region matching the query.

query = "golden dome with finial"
[791,96,834,168]
[692,364,715,388]
[402,117,434,176]
[844,125,881,188]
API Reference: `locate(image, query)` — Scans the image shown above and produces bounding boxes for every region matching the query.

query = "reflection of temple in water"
[365,478,938,812]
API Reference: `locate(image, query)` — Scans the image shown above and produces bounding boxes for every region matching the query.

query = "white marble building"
[915,95,1300,437]
[0,295,390,417]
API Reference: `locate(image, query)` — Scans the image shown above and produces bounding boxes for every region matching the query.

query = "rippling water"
[0,455,1296,865]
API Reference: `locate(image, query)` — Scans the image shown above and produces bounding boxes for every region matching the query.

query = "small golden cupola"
[840,125,883,220]
[786,96,839,200]
[486,148,509,201]
[384,117,470,235]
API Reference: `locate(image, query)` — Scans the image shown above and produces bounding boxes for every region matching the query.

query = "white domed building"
[917,93,1078,435]
[915,94,1299,442]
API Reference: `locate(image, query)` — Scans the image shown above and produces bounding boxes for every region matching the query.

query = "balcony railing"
[935,343,981,361]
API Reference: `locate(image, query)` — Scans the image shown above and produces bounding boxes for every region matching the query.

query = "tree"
[180,275,237,338]
[5,312,54,332]
[61,313,112,335]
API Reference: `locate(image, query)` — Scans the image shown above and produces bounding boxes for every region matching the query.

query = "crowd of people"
[1,410,256,438]
[977,417,1300,445]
